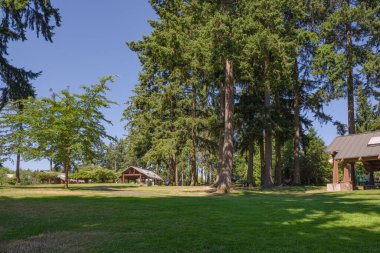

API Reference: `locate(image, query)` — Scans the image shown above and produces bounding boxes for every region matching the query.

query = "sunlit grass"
[0,185,379,253]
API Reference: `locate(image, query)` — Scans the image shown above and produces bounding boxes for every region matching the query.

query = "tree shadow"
[67,185,141,192]
[2,184,141,191]
[0,189,379,253]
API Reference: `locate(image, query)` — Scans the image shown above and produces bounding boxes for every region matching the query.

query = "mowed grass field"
[0,184,379,253]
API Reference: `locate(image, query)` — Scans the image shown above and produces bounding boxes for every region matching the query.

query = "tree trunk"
[346,0,355,135]
[200,166,205,185]
[214,82,225,187]
[191,86,197,186]
[247,136,255,187]
[293,57,301,185]
[15,152,21,183]
[263,94,273,188]
[170,153,178,186]
[263,56,273,188]
[169,154,176,186]
[50,158,53,171]
[63,160,69,189]
[15,122,23,183]
[205,155,210,184]
[175,160,179,186]
[156,161,160,175]
[275,138,282,186]
[217,59,234,193]
[259,133,265,186]
[345,0,356,182]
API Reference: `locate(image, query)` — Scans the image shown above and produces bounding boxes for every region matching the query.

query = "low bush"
[33,171,60,183]
[92,168,117,183]
[72,167,117,183]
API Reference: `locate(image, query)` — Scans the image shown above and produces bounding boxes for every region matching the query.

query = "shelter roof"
[120,166,162,180]
[326,131,380,160]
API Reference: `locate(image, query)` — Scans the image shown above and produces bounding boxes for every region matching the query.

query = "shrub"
[71,170,93,180]
[7,177,17,185]
[0,168,7,185]
[92,168,117,183]
[0,168,17,185]
[33,171,59,183]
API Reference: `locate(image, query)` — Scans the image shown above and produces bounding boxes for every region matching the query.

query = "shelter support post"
[333,159,339,184]
[350,162,356,189]
[369,171,375,185]
[343,162,350,182]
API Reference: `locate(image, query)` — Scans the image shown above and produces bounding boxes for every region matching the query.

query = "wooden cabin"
[326,131,380,191]
[119,166,162,184]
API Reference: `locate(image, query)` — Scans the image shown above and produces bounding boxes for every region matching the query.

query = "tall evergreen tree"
[313,0,380,135]
[356,85,379,133]
[0,0,61,108]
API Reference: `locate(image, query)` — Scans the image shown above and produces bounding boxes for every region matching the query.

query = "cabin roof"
[120,166,162,180]
[326,131,380,160]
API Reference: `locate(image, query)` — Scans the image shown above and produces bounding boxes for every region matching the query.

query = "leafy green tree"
[1,76,115,188]
[0,0,60,181]
[102,138,128,171]
[0,104,30,182]
[300,128,330,184]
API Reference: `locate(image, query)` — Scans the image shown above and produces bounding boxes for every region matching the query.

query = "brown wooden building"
[326,131,380,191]
[119,166,162,184]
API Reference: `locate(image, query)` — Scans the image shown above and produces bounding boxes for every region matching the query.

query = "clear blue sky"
[4,0,347,170]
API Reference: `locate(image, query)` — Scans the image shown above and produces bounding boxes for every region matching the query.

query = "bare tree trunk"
[345,0,356,186]
[217,59,234,193]
[263,103,273,187]
[169,154,176,186]
[63,160,69,189]
[275,138,282,186]
[50,158,53,171]
[175,160,179,186]
[191,86,197,186]
[15,152,21,183]
[247,136,255,187]
[293,58,301,185]
[200,166,204,185]
[214,82,225,187]
[205,155,210,184]
[15,122,23,183]
[346,0,355,135]
[259,133,265,186]
[263,56,273,188]
[156,161,160,175]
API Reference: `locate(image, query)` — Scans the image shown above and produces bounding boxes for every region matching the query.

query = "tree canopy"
[0,76,115,187]
[0,0,61,108]
[124,0,379,191]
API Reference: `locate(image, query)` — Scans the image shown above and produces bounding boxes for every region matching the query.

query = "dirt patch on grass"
[0,231,107,253]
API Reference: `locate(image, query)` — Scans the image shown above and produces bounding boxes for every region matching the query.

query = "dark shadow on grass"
[5,184,141,191]
[0,190,379,253]
[67,185,141,192]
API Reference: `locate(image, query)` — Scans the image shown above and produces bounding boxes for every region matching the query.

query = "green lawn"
[0,184,379,253]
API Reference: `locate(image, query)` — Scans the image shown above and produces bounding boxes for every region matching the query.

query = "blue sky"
[4,0,347,170]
